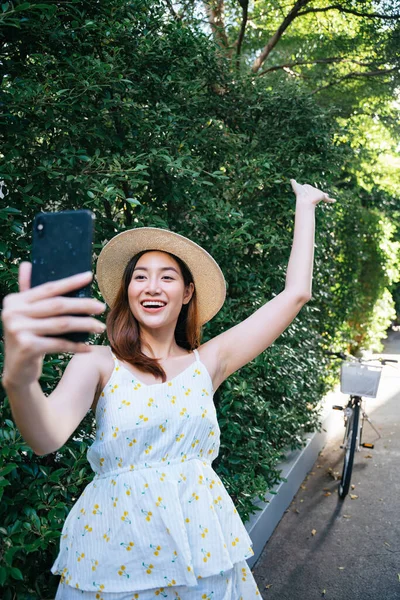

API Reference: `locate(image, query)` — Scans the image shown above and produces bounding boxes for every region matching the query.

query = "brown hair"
[105,250,201,382]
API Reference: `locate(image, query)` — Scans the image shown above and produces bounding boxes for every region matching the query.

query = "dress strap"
[192,348,200,362]
[109,346,120,366]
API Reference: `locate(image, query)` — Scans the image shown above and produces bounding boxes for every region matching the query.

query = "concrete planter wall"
[245,386,344,567]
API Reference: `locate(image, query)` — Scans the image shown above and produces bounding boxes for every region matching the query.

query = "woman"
[2,180,335,599]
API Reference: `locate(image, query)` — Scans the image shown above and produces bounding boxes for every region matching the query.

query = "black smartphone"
[31,209,95,343]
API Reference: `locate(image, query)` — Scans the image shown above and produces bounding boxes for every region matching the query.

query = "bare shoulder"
[196,337,225,392]
[86,345,114,412]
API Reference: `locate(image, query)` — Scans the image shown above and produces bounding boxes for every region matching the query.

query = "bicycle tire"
[339,401,360,499]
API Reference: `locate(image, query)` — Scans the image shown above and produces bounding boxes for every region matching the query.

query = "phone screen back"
[31,210,94,290]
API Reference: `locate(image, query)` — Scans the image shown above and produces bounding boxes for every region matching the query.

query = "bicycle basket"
[340,361,383,398]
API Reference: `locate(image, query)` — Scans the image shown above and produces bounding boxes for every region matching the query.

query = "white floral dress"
[51,347,263,599]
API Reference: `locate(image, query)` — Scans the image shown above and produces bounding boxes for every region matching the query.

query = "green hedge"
[1,0,399,597]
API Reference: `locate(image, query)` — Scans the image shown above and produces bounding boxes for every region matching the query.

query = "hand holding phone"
[30,209,96,343]
[1,263,106,389]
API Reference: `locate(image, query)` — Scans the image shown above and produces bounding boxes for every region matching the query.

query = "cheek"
[127,285,141,311]
[127,280,140,296]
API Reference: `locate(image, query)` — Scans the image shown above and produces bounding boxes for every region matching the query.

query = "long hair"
[106,250,201,382]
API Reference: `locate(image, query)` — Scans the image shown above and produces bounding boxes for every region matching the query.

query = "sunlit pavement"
[252,327,400,600]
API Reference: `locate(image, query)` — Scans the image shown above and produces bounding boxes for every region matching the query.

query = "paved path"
[252,328,400,600]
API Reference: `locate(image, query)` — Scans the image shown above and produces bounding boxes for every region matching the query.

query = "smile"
[140,301,167,312]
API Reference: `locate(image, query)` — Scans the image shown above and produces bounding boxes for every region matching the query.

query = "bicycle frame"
[327,350,397,499]
[338,394,382,498]
[341,396,361,450]
[341,395,381,453]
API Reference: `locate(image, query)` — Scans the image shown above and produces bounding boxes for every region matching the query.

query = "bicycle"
[326,351,398,499]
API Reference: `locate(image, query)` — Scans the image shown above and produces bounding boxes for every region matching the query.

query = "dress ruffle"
[51,458,254,593]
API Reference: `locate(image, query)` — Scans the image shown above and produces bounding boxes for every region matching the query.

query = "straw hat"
[96,227,226,325]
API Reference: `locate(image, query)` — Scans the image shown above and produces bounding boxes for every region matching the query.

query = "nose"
[145,275,162,295]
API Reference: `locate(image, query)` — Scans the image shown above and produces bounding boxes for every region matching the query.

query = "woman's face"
[127,251,194,331]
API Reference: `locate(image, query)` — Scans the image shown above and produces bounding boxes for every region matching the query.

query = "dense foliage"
[1,0,399,598]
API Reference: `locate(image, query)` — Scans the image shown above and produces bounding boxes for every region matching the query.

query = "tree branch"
[310,67,398,95]
[235,0,249,65]
[251,0,313,73]
[203,0,230,50]
[297,5,400,19]
[257,56,385,76]
[164,0,183,21]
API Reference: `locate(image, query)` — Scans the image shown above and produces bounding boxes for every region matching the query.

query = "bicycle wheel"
[339,401,360,499]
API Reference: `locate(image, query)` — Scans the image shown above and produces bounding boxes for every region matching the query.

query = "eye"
[163,276,174,280]
[134,275,146,280]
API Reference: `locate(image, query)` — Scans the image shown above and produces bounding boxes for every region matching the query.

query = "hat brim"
[95,227,226,326]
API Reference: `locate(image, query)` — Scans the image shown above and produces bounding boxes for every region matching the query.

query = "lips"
[140,300,167,312]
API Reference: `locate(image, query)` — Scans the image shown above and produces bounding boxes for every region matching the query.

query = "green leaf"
[0,207,21,215]
[0,463,17,476]
[15,2,30,11]
[9,566,23,581]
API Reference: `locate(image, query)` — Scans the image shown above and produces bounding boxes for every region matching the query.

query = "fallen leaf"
[350,494,358,500]
[343,515,351,519]
[338,566,345,570]
[310,471,316,475]
[265,583,273,589]
[311,529,317,536]
[323,487,330,491]
[324,492,332,497]
[300,499,304,503]
[294,509,300,514]
[322,589,326,596]
[351,484,355,489]
[364,454,373,458]
[301,485,306,490]
[397,574,400,582]
[384,542,391,547]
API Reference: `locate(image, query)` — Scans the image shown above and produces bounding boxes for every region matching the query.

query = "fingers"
[323,192,336,203]
[22,270,93,304]
[28,335,93,355]
[290,178,301,190]
[290,179,337,203]
[27,315,106,336]
[24,296,106,318]
[19,262,32,293]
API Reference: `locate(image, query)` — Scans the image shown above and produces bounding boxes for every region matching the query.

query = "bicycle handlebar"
[325,351,347,360]
[324,350,398,365]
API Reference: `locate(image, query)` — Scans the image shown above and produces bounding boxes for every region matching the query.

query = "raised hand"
[290,179,336,207]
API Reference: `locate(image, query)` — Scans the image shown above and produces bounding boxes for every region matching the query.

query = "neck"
[138,325,187,360]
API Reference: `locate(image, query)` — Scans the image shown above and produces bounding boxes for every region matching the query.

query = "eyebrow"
[133,266,180,274]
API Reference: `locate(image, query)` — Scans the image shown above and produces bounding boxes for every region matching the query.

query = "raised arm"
[202,180,336,389]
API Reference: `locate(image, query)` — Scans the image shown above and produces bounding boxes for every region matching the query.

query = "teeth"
[142,301,166,307]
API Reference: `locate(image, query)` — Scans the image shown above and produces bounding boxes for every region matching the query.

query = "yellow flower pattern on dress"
[51,347,260,598]
[118,399,131,410]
